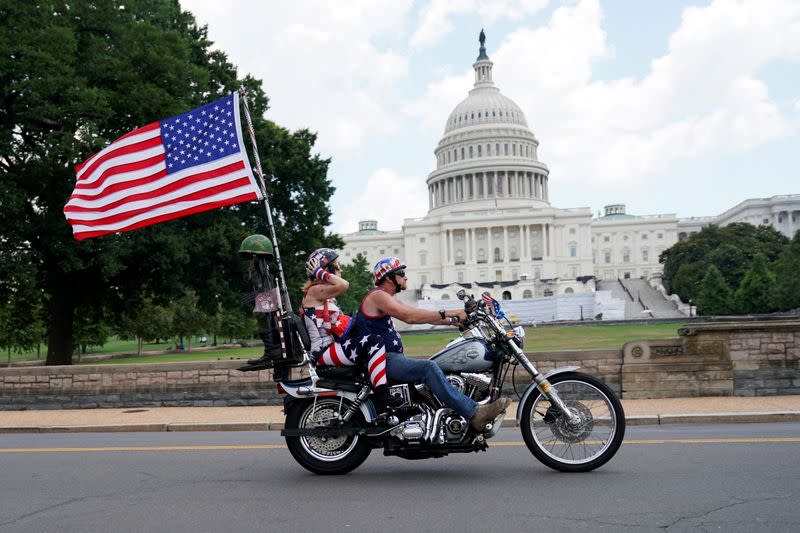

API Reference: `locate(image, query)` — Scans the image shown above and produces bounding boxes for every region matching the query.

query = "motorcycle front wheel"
[520,372,625,472]
[284,397,371,475]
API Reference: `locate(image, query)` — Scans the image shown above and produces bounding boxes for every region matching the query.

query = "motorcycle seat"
[315,366,361,379]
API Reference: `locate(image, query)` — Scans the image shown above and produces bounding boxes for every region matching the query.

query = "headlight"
[508,326,525,349]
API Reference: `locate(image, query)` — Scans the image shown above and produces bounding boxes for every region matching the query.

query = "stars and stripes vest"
[354,288,404,354]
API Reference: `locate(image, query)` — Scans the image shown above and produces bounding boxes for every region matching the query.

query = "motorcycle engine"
[446,372,491,402]
[389,414,426,440]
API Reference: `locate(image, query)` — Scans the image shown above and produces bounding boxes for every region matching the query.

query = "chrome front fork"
[510,343,581,425]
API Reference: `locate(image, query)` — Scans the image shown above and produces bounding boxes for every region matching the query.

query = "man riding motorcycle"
[353,257,510,430]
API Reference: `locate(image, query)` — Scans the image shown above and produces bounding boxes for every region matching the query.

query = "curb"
[1,412,798,434]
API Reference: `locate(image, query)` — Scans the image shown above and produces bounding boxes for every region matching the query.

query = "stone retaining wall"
[710,321,800,396]
[0,350,622,411]
[2,319,797,409]
[622,319,800,399]
[0,361,279,410]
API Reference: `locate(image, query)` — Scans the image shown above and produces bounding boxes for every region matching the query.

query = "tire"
[520,372,625,472]
[284,397,371,475]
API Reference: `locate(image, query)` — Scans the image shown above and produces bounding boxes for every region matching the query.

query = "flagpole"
[237,87,293,311]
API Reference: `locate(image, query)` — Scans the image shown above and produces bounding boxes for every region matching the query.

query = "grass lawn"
[72,322,684,365]
[5,337,216,364]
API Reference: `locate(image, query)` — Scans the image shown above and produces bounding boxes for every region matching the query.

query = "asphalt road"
[1,423,799,532]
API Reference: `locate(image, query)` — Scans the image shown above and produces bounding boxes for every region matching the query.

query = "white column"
[439,230,447,281]
[522,224,528,258]
[503,225,509,263]
[470,228,477,262]
[545,223,550,257]
[487,226,494,263]
[447,229,453,264]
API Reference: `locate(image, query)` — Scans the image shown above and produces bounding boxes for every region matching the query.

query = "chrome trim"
[544,365,580,379]
[462,327,485,340]
[515,365,582,425]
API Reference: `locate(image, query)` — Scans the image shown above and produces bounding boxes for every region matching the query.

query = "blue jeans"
[385,352,477,419]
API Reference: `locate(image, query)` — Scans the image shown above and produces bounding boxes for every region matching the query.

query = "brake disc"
[305,407,349,453]
[547,401,594,443]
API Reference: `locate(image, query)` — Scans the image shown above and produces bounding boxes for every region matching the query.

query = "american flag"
[482,292,505,319]
[481,292,496,315]
[64,93,263,240]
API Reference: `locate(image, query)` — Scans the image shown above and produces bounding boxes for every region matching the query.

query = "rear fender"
[515,366,580,426]
[279,379,376,422]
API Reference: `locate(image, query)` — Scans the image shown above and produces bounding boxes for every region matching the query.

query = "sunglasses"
[394,270,407,278]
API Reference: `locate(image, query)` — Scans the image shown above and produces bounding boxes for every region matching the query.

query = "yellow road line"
[0,445,287,453]
[1,438,799,453]
[489,438,800,446]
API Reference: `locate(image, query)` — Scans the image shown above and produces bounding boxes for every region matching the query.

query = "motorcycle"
[278,289,625,475]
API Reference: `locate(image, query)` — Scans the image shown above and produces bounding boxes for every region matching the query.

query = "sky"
[182,0,800,234]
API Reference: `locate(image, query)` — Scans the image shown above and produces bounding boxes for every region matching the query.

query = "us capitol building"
[339,33,800,304]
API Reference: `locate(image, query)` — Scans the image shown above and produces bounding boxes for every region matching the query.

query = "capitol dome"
[445,84,528,134]
[426,31,550,215]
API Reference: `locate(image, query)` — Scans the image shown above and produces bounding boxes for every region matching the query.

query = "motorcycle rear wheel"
[520,372,625,472]
[285,397,371,475]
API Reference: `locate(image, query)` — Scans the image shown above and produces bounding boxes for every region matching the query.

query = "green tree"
[732,253,776,314]
[693,266,733,316]
[119,298,174,355]
[212,305,259,344]
[661,223,787,307]
[772,230,800,311]
[1,2,340,365]
[170,290,210,352]
[337,254,373,315]
[0,289,46,364]
[73,313,112,356]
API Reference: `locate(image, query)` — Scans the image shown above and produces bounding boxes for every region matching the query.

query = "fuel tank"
[430,338,493,373]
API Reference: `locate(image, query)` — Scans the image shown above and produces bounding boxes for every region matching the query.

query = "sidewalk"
[2,396,800,434]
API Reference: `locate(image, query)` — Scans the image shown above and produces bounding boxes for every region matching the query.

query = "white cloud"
[408,0,800,188]
[182,0,413,156]
[335,168,429,233]
[411,0,548,49]
[795,98,800,112]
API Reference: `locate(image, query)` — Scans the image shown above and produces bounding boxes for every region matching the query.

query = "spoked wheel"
[520,372,625,472]
[285,397,371,475]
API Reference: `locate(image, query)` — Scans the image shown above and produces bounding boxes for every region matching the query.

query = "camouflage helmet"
[239,234,274,259]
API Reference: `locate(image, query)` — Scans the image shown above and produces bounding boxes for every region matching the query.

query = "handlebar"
[456,289,503,335]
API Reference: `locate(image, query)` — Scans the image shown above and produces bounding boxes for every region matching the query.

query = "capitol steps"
[596,280,647,320]
[619,278,685,319]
